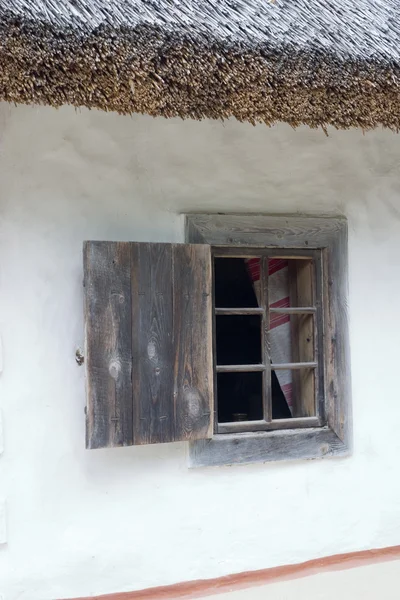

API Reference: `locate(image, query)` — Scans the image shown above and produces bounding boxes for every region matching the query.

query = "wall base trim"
[63,544,400,600]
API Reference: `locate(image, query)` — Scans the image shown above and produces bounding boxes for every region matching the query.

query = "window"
[83,215,351,467]
[213,251,322,434]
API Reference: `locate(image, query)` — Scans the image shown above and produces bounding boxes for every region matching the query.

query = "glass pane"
[214,258,259,308]
[216,315,261,365]
[217,372,263,423]
[272,369,315,419]
[269,258,314,308]
[270,314,314,364]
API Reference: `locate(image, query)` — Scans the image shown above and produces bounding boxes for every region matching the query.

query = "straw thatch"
[1,1,400,129]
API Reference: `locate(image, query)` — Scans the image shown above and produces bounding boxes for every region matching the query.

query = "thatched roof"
[1,1,400,129]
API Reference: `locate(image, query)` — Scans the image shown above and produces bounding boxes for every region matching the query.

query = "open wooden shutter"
[84,241,213,449]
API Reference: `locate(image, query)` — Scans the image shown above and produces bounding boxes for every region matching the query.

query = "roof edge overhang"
[1,10,400,130]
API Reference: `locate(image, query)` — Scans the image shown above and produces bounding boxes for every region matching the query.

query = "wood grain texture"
[84,242,133,449]
[314,250,326,423]
[215,308,264,315]
[270,306,316,314]
[187,214,346,248]
[173,244,213,441]
[324,221,352,447]
[131,243,174,445]
[84,241,213,448]
[217,416,320,434]
[189,427,347,467]
[271,362,317,370]
[259,256,272,422]
[212,247,317,258]
[216,364,265,372]
[130,242,213,444]
[184,216,207,244]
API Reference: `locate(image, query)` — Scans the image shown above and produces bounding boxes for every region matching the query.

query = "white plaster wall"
[0,104,400,600]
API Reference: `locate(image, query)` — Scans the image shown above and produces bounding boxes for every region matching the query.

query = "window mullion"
[260,256,272,423]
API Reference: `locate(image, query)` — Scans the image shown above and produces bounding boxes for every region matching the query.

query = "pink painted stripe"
[270,297,290,309]
[246,258,260,282]
[268,258,288,276]
[270,313,290,329]
[245,258,289,283]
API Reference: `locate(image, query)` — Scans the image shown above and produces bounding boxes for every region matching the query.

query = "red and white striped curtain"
[246,258,293,411]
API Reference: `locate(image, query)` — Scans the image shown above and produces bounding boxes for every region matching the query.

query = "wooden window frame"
[213,247,323,434]
[186,214,352,467]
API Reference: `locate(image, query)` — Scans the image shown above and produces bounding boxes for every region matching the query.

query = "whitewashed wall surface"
[1,103,400,600]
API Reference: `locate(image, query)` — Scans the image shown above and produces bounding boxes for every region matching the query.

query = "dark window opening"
[214,258,258,308]
[217,372,263,422]
[216,315,261,365]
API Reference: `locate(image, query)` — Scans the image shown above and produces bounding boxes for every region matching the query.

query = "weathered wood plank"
[187,215,346,249]
[130,242,213,444]
[173,244,213,441]
[289,259,316,417]
[185,216,207,244]
[271,362,317,370]
[216,364,265,372]
[189,427,347,467]
[85,240,213,448]
[270,307,316,314]
[215,308,264,315]
[217,416,320,434]
[324,222,351,446]
[259,256,272,422]
[213,247,317,258]
[84,242,133,449]
[314,251,326,423]
[131,243,174,445]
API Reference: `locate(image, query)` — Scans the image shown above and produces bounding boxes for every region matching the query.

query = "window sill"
[188,426,349,468]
